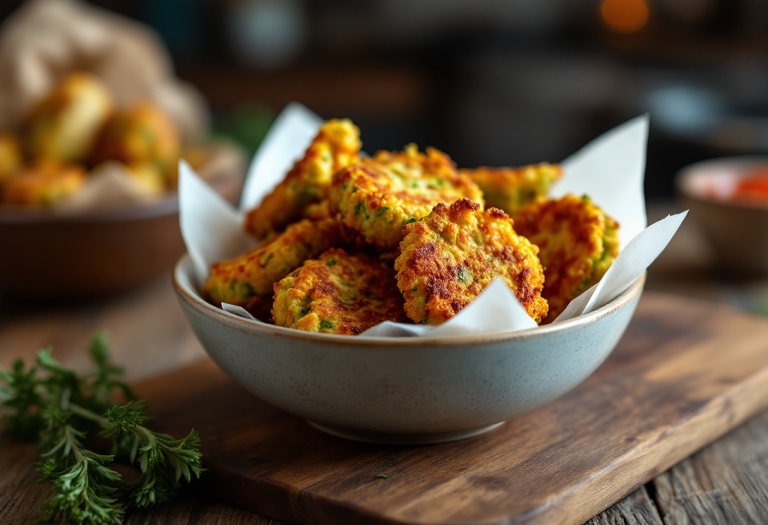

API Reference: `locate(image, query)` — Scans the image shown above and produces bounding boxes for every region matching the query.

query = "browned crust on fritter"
[460,163,563,216]
[272,248,407,335]
[203,218,346,320]
[301,199,332,220]
[395,198,548,325]
[329,145,484,250]
[512,195,620,321]
[245,119,361,239]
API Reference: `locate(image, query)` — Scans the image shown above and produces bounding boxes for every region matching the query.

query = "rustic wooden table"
[2,202,767,525]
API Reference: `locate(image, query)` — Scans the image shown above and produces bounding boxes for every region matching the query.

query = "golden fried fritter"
[124,162,167,196]
[0,161,85,206]
[460,163,562,216]
[245,119,361,239]
[93,102,180,181]
[0,133,22,184]
[396,198,548,325]
[273,248,408,335]
[329,144,484,251]
[301,199,331,220]
[26,73,113,163]
[203,218,345,319]
[512,194,620,321]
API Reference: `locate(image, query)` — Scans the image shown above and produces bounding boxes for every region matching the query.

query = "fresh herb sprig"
[0,332,204,524]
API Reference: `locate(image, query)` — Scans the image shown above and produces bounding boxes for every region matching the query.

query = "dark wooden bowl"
[0,168,242,299]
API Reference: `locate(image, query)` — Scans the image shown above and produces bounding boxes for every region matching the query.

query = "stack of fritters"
[204,119,620,335]
[0,72,209,206]
[330,144,484,250]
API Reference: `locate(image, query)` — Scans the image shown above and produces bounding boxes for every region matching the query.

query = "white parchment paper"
[554,115,648,247]
[240,102,324,211]
[179,103,685,336]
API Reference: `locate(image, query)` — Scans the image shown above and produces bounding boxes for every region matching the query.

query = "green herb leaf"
[0,358,43,441]
[0,331,205,524]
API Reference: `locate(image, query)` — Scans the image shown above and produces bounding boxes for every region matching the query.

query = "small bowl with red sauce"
[677,157,768,276]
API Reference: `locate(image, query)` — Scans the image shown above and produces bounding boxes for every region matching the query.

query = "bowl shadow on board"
[0,173,241,301]
[173,254,646,445]
[676,157,768,278]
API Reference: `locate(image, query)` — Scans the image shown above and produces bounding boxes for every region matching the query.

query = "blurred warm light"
[600,0,649,34]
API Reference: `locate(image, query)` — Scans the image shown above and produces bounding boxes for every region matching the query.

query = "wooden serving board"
[136,293,768,525]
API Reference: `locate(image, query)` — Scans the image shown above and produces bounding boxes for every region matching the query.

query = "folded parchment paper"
[180,103,686,337]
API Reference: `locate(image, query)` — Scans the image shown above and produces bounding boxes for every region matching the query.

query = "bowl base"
[307,421,505,445]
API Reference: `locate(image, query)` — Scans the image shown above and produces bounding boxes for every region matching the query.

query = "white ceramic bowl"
[173,255,645,444]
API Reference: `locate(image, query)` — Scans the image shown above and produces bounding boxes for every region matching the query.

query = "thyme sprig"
[0,332,204,524]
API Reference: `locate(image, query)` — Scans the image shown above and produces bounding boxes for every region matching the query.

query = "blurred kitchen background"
[2,0,767,200]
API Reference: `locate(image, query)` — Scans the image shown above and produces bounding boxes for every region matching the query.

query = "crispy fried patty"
[93,102,180,174]
[460,163,562,216]
[203,218,344,319]
[329,144,484,251]
[512,194,619,321]
[0,161,85,206]
[245,119,361,239]
[26,73,113,164]
[272,248,407,335]
[395,198,548,325]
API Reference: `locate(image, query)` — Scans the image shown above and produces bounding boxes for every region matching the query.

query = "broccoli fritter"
[329,144,484,251]
[245,119,361,239]
[395,198,548,325]
[460,163,562,216]
[26,73,113,163]
[512,194,620,321]
[273,248,408,335]
[301,199,331,220]
[92,102,180,183]
[0,161,85,206]
[203,218,345,319]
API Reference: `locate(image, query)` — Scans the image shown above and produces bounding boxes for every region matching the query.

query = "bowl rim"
[677,156,768,211]
[173,254,646,347]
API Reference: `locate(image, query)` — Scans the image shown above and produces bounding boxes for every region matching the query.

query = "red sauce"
[729,169,768,203]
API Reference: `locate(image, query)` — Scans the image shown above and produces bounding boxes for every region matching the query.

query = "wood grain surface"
[121,293,768,525]
[586,487,662,525]
[652,409,768,524]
